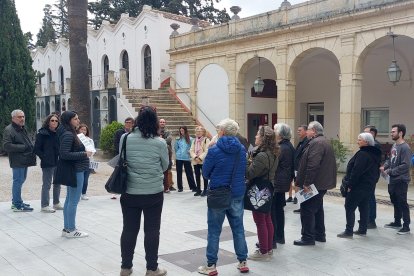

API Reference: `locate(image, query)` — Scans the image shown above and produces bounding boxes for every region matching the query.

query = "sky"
[15,0,304,41]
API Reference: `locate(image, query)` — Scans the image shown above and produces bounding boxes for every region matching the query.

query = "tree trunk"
[68,0,91,129]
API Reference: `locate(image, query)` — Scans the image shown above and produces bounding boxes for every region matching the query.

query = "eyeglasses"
[50,120,58,122]
[16,116,25,118]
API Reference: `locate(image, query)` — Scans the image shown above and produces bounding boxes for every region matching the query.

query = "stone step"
[131,103,183,108]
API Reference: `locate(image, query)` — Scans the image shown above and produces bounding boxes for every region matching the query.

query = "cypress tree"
[0,0,36,151]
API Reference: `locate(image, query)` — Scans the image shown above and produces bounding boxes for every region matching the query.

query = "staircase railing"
[169,75,216,130]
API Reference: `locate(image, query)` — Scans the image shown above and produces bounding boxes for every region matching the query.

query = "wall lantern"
[253,56,265,94]
[387,31,402,85]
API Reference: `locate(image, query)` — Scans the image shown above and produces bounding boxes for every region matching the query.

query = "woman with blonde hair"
[190,126,210,196]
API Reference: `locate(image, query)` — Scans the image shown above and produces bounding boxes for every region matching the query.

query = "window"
[308,103,324,126]
[362,108,389,135]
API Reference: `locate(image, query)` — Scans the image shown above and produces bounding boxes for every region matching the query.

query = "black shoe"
[293,198,298,204]
[315,236,326,242]
[286,197,293,203]
[191,189,198,192]
[293,239,315,246]
[169,187,176,191]
[367,222,377,229]
[200,190,207,197]
[384,222,402,229]
[293,209,301,214]
[178,189,183,192]
[337,231,353,239]
[194,192,201,196]
[275,238,285,244]
[397,227,410,235]
[353,230,367,236]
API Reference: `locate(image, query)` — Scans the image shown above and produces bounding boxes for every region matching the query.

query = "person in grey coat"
[294,121,337,246]
[119,106,169,276]
[2,109,36,212]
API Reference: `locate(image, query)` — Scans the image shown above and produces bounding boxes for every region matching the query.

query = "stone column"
[50,81,56,96]
[169,61,176,91]
[226,54,240,123]
[65,78,70,94]
[339,34,360,152]
[108,70,115,89]
[276,47,295,128]
[119,68,128,91]
[189,60,196,116]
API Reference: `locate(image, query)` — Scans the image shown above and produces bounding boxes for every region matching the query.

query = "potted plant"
[330,138,349,171]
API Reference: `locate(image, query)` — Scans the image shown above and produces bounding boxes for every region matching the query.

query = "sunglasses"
[50,119,59,122]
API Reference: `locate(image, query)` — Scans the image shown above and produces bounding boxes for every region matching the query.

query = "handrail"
[169,75,216,129]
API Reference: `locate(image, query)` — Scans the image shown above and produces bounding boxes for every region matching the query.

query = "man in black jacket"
[114,117,134,155]
[2,109,36,212]
[291,125,309,212]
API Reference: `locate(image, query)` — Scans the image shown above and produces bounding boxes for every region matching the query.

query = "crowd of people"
[2,108,413,276]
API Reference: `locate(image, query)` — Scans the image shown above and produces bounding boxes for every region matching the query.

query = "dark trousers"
[271,192,286,244]
[193,164,208,192]
[300,190,326,241]
[367,192,376,223]
[345,190,370,233]
[389,181,410,227]
[120,192,164,270]
[176,160,196,190]
[82,169,90,195]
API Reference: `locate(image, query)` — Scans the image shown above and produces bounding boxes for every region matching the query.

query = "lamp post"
[387,31,402,85]
[253,56,265,94]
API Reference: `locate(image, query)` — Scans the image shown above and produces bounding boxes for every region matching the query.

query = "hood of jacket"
[217,136,242,154]
[38,127,54,136]
[360,145,382,163]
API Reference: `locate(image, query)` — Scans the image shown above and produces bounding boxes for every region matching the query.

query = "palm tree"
[68,0,91,128]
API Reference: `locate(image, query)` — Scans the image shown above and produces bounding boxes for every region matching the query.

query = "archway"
[121,50,129,87]
[109,95,117,123]
[289,48,341,139]
[143,45,152,89]
[47,69,52,93]
[59,66,64,94]
[102,55,109,89]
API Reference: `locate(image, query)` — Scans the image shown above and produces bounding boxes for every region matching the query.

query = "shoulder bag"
[207,151,240,209]
[244,153,274,213]
[105,133,130,194]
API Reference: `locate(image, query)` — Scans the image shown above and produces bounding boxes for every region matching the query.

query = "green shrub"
[330,138,349,170]
[99,121,124,155]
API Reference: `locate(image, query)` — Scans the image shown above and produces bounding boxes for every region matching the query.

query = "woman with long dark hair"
[57,111,92,238]
[175,126,197,192]
[77,123,94,200]
[34,113,62,212]
[119,106,169,276]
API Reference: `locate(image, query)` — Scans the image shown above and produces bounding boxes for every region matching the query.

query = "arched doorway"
[88,59,92,89]
[109,95,117,123]
[103,55,109,89]
[47,69,52,94]
[59,66,64,94]
[143,46,152,89]
[121,50,129,87]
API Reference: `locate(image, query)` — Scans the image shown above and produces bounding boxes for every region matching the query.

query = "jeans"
[194,164,208,192]
[345,190,370,233]
[300,190,327,241]
[271,192,286,244]
[176,160,196,190]
[12,167,28,208]
[253,211,273,253]
[120,192,164,270]
[389,181,410,227]
[82,170,91,195]
[368,192,377,223]
[206,195,248,264]
[41,166,61,207]
[63,172,84,231]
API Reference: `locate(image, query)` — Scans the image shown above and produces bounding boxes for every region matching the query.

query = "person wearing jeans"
[34,114,62,213]
[3,109,37,212]
[175,126,196,192]
[190,126,210,196]
[198,118,249,275]
[119,106,169,276]
[56,111,92,238]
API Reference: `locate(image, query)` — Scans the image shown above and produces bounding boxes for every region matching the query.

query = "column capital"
[340,34,356,47]
[276,46,288,56]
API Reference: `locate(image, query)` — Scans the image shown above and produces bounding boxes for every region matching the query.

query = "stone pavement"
[1,191,414,275]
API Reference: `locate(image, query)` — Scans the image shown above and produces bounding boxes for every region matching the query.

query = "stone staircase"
[123,89,198,137]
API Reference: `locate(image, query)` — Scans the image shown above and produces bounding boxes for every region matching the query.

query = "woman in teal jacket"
[175,126,197,192]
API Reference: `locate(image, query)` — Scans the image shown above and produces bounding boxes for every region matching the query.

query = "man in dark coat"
[292,125,309,212]
[294,121,337,246]
[114,117,134,155]
[2,109,36,212]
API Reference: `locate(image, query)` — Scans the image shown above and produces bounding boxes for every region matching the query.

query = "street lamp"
[253,56,265,94]
[387,31,402,85]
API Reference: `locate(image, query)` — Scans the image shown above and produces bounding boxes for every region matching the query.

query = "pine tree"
[88,0,230,29]
[0,0,36,150]
[36,4,57,47]
[52,0,69,39]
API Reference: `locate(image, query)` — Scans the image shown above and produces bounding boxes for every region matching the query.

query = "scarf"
[195,137,203,156]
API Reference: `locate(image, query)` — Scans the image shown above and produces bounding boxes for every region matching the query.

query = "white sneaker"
[81,194,89,200]
[41,206,56,213]
[53,203,64,210]
[64,230,89,238]
[248,249,271,261]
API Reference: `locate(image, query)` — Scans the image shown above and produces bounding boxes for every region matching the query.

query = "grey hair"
[274,123,292,140]
[358,132,375,146]
[11,109,24,117]
[308,121,324,135]
[216,118,239,136]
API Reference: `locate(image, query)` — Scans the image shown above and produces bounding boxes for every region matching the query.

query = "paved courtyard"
[0,156,413,275]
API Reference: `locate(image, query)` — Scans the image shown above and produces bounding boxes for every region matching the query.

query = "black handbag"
[105,133,130,194]
[244,153,274,213]
[54,158,77,187]
[340,177,349,198]
[207,152,240,209]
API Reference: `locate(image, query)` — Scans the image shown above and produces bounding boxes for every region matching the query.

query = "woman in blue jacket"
[175,126,197,192]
